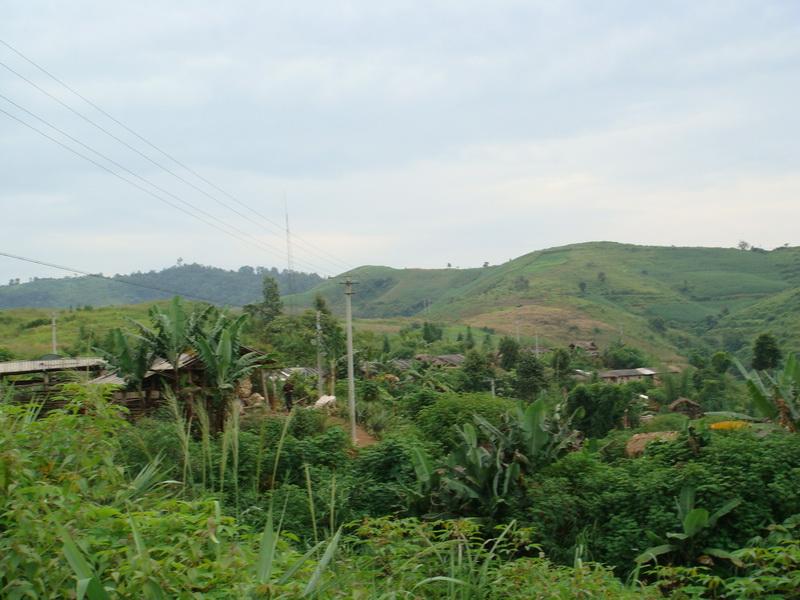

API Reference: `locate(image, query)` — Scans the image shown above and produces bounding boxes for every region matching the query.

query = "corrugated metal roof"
[0,357,107,376]
[90,372,126,385]
[599,367,657,378]
[149,353,198,372]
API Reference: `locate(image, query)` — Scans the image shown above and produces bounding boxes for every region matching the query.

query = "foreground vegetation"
[1,293,799,598]
[1,386,664,598]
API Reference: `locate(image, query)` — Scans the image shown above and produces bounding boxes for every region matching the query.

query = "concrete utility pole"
[342,277,358,444]
[50,312,57,355]
[315,310,324,398]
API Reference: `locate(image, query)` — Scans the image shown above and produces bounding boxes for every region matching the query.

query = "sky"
[1,0,799,283]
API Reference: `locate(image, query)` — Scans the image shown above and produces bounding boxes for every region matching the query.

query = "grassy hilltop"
[288,242,800,362]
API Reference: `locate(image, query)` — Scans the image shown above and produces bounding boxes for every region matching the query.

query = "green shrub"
[288,406,326,438]
[640,412,688,432]
[567,383,635,438]
[400,387,439,418]
[349,435,427,516]
[416,393,513,453]
[20,317,50,330]
[521,430,800,575]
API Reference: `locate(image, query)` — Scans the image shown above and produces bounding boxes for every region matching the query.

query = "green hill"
[0,263,322,308]
[2,242,798,363]
[288,242,800,362]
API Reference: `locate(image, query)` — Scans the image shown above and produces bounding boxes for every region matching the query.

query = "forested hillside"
[0,263,322,308]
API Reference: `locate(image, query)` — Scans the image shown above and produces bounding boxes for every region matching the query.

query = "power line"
[0,39,355,273]
[0,250,223,305]
[0,93,329,274]
[0,104,332,276]
[0,57,334,274]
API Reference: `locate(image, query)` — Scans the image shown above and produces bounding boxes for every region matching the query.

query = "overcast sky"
[1,1,799,283]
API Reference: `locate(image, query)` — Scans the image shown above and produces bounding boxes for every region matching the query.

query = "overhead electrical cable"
[0,105,330,275]
[0,58,338,274]
[0,93,330,275]
[0,39,355,273]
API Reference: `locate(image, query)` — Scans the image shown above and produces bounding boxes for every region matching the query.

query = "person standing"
[282,380,295,412]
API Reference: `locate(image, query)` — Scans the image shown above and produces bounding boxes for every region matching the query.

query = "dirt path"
[327,416,378,447]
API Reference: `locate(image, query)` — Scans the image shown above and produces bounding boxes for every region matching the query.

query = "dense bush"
[521,430,800,575]
[567,382,639,438]
[416,392,514,453]
[1,387,673,598]
[349,435,427,516]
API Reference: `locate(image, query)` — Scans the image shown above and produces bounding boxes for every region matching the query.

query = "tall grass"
[166,390,193,489]
[193,398,213,491]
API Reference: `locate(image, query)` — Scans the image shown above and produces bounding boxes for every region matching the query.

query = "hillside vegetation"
[0,263,322,308]
[290,242,800,362]
[2,242,799,362]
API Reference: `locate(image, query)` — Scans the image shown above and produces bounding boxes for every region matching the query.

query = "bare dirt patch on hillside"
[465,304,611,344]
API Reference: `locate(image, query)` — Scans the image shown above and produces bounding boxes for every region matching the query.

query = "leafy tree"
[464,326,475,350]
[514,351,547,401]
[481,333,493,353]
[460,349,493,392]
[421,321,443,344]
[688,350,707,370]
[549,348,571,384]
[244,276,283,325]
[567,383,632,438]
[267,309,345,366]
[597,272,606,284]
[578,281,587,294]
[752,333,782,371]
[415,393,512,453]
[313,293,330,314]
[710,351,732,374]
[602,342,648,369]
[498,337,520,370]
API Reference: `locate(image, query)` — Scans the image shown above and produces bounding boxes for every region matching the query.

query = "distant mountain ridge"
[0,263,323,308]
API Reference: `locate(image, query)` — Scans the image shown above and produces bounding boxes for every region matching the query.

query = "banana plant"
[736,353,799,432]
[401,365,454,393]
[193,314,272,431]
[97,329,155,399]
[636,487,742,567]
[415,396,577,519]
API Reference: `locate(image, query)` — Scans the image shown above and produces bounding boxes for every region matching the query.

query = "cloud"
[1,0,799,284]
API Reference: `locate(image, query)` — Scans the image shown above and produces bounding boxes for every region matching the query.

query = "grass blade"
[58,524,111,600]
[302,526,342,597]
